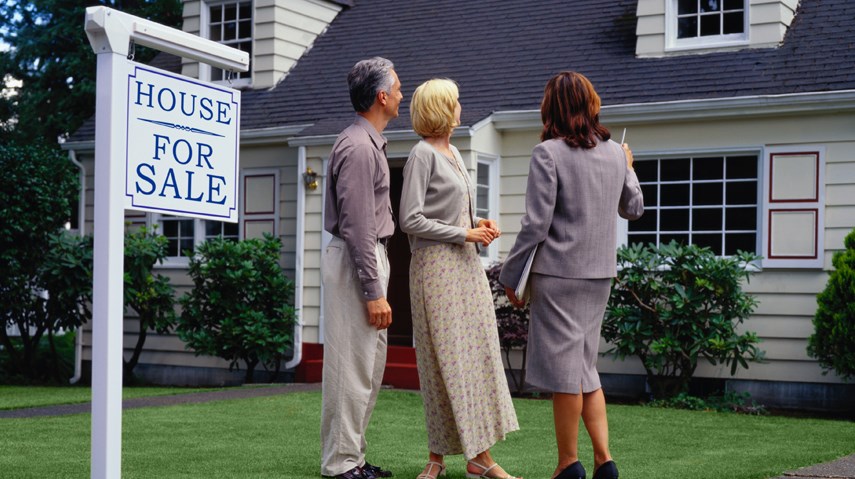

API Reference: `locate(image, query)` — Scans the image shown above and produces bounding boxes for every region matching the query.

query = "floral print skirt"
[409,238,519,459]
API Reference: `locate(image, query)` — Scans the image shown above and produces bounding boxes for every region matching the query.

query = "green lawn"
[0,389,853,478]
[0,386,223,410]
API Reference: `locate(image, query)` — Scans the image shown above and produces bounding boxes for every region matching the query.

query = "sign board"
[124,62,240,222]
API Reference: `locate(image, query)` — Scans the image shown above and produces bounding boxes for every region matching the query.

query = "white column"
[90,51,127,479]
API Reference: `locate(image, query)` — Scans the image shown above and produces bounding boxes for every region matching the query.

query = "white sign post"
[84,7,247,479]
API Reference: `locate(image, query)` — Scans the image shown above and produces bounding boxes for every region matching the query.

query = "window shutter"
[761,146,825,268]
[241,170,279,240]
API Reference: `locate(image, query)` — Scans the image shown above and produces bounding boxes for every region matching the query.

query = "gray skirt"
[525,274,612,394]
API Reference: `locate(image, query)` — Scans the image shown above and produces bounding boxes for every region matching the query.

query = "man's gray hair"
[347,57,395,113]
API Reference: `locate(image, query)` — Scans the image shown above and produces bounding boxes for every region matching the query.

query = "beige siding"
[494,111,854,385]
[76,143,300,372]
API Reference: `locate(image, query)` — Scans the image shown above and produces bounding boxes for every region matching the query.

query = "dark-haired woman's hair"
[540,71,610,149]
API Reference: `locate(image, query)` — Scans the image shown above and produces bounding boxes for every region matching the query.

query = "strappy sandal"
[417,461,446,479]
[466,460,523,479]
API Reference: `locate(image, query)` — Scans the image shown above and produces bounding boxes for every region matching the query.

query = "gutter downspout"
[285,146,307,371]
[68,149,86,384]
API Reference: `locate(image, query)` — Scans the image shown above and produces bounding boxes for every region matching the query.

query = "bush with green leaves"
[808,228,855,380]
[603,241,765,399]
[123,226,176,382]
[485,262,529,395]
[177,235,296,383]
[0,144,91,382]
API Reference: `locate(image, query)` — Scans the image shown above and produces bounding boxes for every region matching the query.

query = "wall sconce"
[303,167,319,191]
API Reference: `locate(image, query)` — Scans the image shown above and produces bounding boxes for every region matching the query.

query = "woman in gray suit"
[500,72,644,479]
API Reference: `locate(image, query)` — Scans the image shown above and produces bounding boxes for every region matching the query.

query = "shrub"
[485,263,529,394]
[603,241,765,399]
[808,228,855,380]
[0,231,92,383]
[177,235,296,383]
[646,391,767,415]
[0,144,86,382]
[123,226,176,382]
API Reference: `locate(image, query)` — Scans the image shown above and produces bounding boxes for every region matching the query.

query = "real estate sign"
[125,63,240,222]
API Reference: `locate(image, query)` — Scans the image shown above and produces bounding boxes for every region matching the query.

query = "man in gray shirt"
[320,57,402,479]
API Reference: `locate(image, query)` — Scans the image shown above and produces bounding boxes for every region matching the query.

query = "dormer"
[180,0,348,89]
[636,0,800,57]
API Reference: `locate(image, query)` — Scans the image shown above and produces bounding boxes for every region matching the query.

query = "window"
[158,215,239,260]
[207,1,252,84]
[628,154,759,256]
[475,154,499,263]
[153,169,279,265]
[669,0,747,50]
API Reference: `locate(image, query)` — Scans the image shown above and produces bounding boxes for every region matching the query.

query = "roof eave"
[491,90,855,130]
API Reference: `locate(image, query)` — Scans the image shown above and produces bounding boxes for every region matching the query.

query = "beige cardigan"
[399,140,482,252]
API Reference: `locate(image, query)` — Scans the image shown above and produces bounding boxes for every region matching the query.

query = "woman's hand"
[466,226,497,246]
[622,142,634,170]
[467,218,501,246]
[504,286,525,308]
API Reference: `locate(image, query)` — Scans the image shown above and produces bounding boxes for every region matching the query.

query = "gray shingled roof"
[68,0,855,143]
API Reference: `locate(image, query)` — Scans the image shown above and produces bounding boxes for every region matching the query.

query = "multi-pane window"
[205,220,239,243]
[475,155,498,262]
[161,216,196,258]
[628,155,759,256]
[160,215,240,258]
[677,0,745,39]
[208,1,252,82]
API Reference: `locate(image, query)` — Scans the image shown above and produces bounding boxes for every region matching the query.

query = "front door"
[386,165,414,346]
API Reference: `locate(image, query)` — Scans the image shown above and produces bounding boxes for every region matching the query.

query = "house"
[63,0,855,410]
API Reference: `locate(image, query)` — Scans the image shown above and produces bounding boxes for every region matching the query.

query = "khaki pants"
[320,237,389,477]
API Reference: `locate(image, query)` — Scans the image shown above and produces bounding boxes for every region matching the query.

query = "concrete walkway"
[0,382,321,419]
[1,382,852,478]
[771,454,855,479]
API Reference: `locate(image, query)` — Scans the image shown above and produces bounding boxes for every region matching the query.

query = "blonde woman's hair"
[410,78,459,138]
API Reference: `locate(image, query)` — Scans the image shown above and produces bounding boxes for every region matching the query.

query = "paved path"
[2,382,852,478]
[771,454,855,479]
[0,383,322,419]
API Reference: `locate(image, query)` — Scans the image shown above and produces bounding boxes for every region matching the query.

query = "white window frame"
[475,153,500,265]
[665,0,749,52]
[200,0,253,88]
[149,213,242,267]
[621,148,763,259]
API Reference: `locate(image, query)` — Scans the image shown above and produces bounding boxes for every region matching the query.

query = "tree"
[603,242,765,399]
[0,0,182,146]
[177,235,296,383]
[0,144,92,382]
[123,226,176,382]
[808,228,855,380]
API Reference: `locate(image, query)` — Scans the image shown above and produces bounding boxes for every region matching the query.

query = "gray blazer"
[399,141,482,251]
[499,138,644,287]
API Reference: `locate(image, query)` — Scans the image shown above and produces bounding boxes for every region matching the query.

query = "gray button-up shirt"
[324,116,395,301]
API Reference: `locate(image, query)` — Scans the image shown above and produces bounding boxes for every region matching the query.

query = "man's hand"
[366,297,392,330]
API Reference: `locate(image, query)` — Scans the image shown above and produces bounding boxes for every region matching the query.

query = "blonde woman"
[399,79,521,479]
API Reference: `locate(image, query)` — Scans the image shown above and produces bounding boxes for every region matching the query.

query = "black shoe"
[334,466,367,479]
[362,462,393,478]
[592,461,618,479]
[555,461,586,479]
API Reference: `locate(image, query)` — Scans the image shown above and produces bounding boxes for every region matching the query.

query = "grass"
[0,389,853,478]
[0,385,223,410]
